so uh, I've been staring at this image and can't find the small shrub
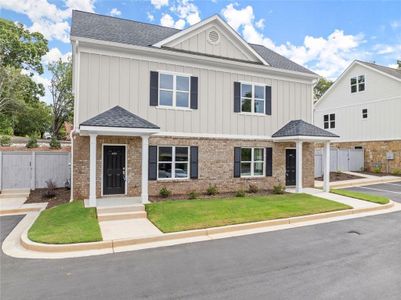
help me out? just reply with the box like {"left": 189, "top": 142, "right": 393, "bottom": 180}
{"left": 188, "top": 191, "right": 199, "bottom": 200}
{"left": 372, "top": 166, "right": 381, "bottom": 174}
{"left": 26, "top": 136, "right": 38, "bottom": 148}
{"left": 206, "top": 184, "right": 218, "bottom": 196}
{"left": 49, "top": 136, "right": 61, "bottom": 149}
{"left": 159, "top": 187, "right": 171, "bottom": 198}
{"left": 0, "top": 135, "right": 11, "bottom": 146}
{"left": 235, "top": 190, "right": 245, "bottom": 197}
{"left": 248, "top": 184, "right": 258, "bottom": 193}
{"left": 272, "top": 184, "right": 285, "bottom": 194}
{"left": 392, "top": 168, "right": 401, "bottom": 176}
{"left": 43, "top": 180, "right": 57, "bottom": 198}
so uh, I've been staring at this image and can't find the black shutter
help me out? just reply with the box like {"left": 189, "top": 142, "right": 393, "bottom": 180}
{"left": 150, "top": 71, "right": 159, "bottom": 106}
{"left": 190, "top": 146, "right": 198, "bottom": 179}
{"left": 265, "top": 147, "right": 272, "bottom": 176}
{"left": 148, "top": 146, "right": 157, "bottom": 180}
{"left": 234, "top": 147, "right": 241, "bottom": 177}
{"left": 190, "top": 76, "right": 198, "bottom": 109}
{"left": 265, "top": 86, "right": 271, "bottom": 115}
{"left": 234, "top": 82, "right": 241, "bottom": 112}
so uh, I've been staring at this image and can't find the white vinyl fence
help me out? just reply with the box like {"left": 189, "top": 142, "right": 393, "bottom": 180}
{"left": 315, "top": 148, "right": 364, "bottom": 178}
{"left": 0, "top": 151, "right": 71, "bottom": 190}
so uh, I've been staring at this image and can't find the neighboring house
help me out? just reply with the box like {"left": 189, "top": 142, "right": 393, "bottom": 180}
{"left": 314, "top": 60, "right": 401, "bottom": 173}
{"left": 70, "top": 11, "right": 337, "bottom": 206}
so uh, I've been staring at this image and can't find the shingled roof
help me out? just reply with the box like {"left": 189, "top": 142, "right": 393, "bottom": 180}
{"left": 272, "top": 120, "right": 339, "bottom": 138}
{"left": 357, "top": 60, "right": 401, "bottom": 80}
{"left": 80, "top": 106, "right": 159, "bottom": 129}
{"left": 71, "top": 10, "right": 316, "bottom": 76}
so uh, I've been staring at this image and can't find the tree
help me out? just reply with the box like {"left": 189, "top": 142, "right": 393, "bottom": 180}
{"left": 0, "top": 18, "right": 48, "bottom": 74}
{"left": 14, "top": 101, "right": 52, "bottom": 137}
{"left": 49, "top": 59, "right": 73, "bottom": 138}
{"left": 397, "top": 60, "right": 401, "bottom": 70}
{"left": 314, "top": 78, "right": 333, "bottom": 101}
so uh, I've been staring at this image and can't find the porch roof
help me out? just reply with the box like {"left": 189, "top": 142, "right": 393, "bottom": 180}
{"left": 272, "top": 120, "right": 339, "bottom": 142}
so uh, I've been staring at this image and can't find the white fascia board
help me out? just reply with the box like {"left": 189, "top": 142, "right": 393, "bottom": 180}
{"left": 154, "top": 131, "right": 273, "bottom": 140}
{"left": 152, "top": 15, "right": 270, "bottom": 66}
{"left": 79, "top": 126, "right": 160, "bottom": 136}
{"left": 71, "top": 36, "right": 318, "bottom": 82}
{"left": 272, "top": 136, "right": 339, "bottom": 142}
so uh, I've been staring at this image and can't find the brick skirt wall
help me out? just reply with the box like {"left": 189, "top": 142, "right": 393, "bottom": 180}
{"left": 331, "top": 140, "right": 401, "bottom": 173}
{"left": 72, "top": 135, "right": 314, "bottom": 200}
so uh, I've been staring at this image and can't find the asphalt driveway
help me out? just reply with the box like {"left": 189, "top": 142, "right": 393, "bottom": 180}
{"left": 2, "top": 212, "right": 401, "bottom": 299}
{"left": 344, "top": 181, "right": 401, "bottom": 202}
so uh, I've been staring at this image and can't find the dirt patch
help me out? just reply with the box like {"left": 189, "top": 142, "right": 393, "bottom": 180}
{"left": 25, "top": 188, "right": 70, "bottom": 209}
{"left": 315, "top": 172, "right": 364, "bottom": 182}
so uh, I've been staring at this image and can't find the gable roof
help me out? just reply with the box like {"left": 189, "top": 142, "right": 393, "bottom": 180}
{"left": 272, "top": 120, "right": 339, "bottom": 138}
{"left": 315, "top": 60, "right": 401, "bottom": 108}
{"left": 70, "top": 10, "right": 316, "bottom": 76}
{"left": 80, "top": 106, "right": 159, "bottom": 129}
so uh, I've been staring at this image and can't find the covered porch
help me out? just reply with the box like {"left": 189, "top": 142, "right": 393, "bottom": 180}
{"left": 79, "top": 106, "right": 160, "bottom": 207}
{"left": 272, "top": 120, "right": 339, "bottom": 193}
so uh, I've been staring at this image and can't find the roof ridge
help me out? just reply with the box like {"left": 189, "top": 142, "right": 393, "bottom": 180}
{"left": 356, "top": 60, "right": 401, "bottom": 72}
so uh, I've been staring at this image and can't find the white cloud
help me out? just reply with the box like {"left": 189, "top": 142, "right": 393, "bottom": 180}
{"left": 388, "top": 63, "right": 398, "bottom": 69}
{"left": 110, "top": 8, "right": 121, "bottom": 17}
{"left": 42, "top": 48, "right": 71, "bottom": 65}
{"left": 222, "top": 4, "right": 254, "bottom": 31}
{"left": 174, "top": 18, "right": 186, "bottom": 29}
{"left": 160, "top": 13, "right": 175, "bottom": 27}
{"left": 0, "top": 0, "right": 95, "bottom": 43}
{"left": 158, "top": 0, "right": 200, "bottom": 28}
{"left": 147, "top": 12, "right": 155, "bottom": 21}
{"left": 390, "top": 20, "right": 401, "bottom": 29}
{"left": 255, "top": 19, "right": 265, "bottom": 30}
{"left": 151, "top": 0, "right": 168, "bottom": 9}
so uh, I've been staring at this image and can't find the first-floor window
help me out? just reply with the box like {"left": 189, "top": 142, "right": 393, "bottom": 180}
{"left": 241, "top": 148, "right": 264, "bottom": 177}
{"left": 158, "top": 146, "right": 189, "bottom": 179}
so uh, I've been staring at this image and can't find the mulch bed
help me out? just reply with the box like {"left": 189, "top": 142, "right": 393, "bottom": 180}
{"left": 25, "top": 188, "right": 71, "bottom": 209}
{"left": 315, "top": 172, "right": 364, "bottom": 182}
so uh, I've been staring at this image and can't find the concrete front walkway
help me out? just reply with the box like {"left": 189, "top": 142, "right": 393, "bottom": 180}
{"left": 0, "top": 189, "right": 46, "bottom": 215}
{"left": 315, "top": 172, "right": 401, "bottom": 189}
{"left": 99, "top": 219, "right": 162, "bottom": 240}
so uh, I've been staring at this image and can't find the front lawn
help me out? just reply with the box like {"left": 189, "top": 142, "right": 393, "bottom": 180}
{"left": 28, "top": 201, "right": 102, "bottom": 244}
{"left": 331, "top": 189, "right": 390, "bottom": 205}
{"left": 146, "top": 193, "right": 351, "bottom": 233}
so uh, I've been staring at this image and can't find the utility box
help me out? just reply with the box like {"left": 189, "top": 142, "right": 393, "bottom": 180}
{"left": 386, "top": 151, "right": 394, "bottom": 160}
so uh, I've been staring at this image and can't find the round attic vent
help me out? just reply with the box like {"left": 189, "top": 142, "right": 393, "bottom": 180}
{"left": 207, "top": 30, "right": 220, "bottom": 44}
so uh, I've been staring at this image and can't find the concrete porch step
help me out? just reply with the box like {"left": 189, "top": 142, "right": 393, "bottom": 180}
{"left": 0, "top": 193, "right": 29, "bottom": 199}
{"left": 98, "top": 211, "right": 147, "bottom": 222}
{"left": 1, "top": 188, "right": 30, "bottom": 195}
{"left": 97, "top": 204, "right": 145, "bottom": 215}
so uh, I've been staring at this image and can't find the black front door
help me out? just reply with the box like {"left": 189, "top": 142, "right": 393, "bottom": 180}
{"left": 286, "top": 149, "right": 296, "bottom": 186}
{"left": 103, "top": 146, "right": 126, "bottom": 195}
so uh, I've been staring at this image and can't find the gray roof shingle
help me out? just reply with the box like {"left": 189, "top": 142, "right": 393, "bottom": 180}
{"left": 357, "top": 60, "right": 401, "bottom": 80}
{"left": 71, "top": 10, "right": 316, "bottom": 76}
{"left": 80, "top": 106, "right": 160, "bottom": 129}
{"left": 272, "top": 120, "right": 339, "bottom": 138}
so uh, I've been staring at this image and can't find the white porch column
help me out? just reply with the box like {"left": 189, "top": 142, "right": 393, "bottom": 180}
{"left": 141, "top": 135, "right": 149, "bottom": 204}
{"left": 323, "top": 141, "right": 331, "bottom": 192}
{"left": 88, "top": 133, "right": 97, "bottom": 207}
{"left": 296, "top": 141, "right": 303, "bottom": 193}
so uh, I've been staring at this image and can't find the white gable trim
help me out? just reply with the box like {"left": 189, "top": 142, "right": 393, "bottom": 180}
{"left": 153, "top": 15, "right": 270, "bottom": 66}
{"left": 315, "top": 60, "right": 401, "bottom": 108}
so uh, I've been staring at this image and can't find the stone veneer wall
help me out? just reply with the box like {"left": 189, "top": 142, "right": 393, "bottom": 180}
{"left": 72, "top": 135, "right": 314, "bottom": 199}
{"left": 331, "top": 140, "right": 401, "bottom": 173}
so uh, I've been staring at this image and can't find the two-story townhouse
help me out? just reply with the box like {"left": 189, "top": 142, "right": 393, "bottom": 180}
{"left": 314, "top": 60, "right": 401, "bottom": 173}
{"left": 70, "top": 11, "right": 337, "bottom": 206}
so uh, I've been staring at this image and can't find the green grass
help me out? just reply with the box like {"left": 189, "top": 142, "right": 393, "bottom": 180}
{"left": 145, "top": 193, "right": 351, "bottom": 233}
{"left": 331, "top": 189, "right": 390, "bottom": 205}
{"left": 28, "top": 201, "right": 102, "bottom": 244}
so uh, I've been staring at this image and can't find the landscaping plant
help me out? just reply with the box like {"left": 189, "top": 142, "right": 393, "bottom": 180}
{"left": 248, "top": 184, "right": 258, "bottom": 193}
{"left": 43, "top": 179, "right": 57, "bottom": 198}
{"left": 235, "top": 190, "right": 246, "bottom": 197}
{"left": 206, "top": 184, "right": 219, "bottom": 195}
{"left": 188, "top": 191, "right": 199, "bottom": 200}
{"left": 272, "top": 183, "right": 286, "bottom": 194}
{"left": 26, "top": 135, "right": 38, "bottom": 148}
{"left": 0, "top": 135, "right": 11, "bottom": 146}
{"left": 49, "top": 136, "right": 61, "bottom": 149}
{"left": 159, "top": 186, "right": 171, "bottom": 198}
{"left": 392, "top": 168, "right": 401, "bottom": 176}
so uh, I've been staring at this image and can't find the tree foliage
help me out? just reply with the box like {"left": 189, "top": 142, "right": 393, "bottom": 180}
{"left": 314, "top": 77, "right": 334, "bottom": 101}
{"left": 49, "top": 59, "right": 73, "bottom": 138}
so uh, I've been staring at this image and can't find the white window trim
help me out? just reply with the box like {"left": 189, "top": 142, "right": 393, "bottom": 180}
{"left": 350, "top": 75, "right": 365, "bottom": 94}
{"left": 158, "top": 72, "right": 191, "bottom": 109}
{"left": 240, "top": 147, "right": 265, "bottom": 178}
{"left": 323, "top": 113, "right": 335, "bottom": 129}
{"left": 157, "top": 145, "right": 190, "bottom": 180}
{"left": 240, "top": 82, "right": 265, "bottom": 115}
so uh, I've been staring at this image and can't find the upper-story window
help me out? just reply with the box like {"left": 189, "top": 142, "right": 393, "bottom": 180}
{"left": 362, "top": 108, "right": 368, "bottom": 119}
{"left": 350, "top": 75, "right": 365, "bottom": 93}
{"left": 240, "top": 83, "right": 265, "bottom": 114}
{"left": 324, "top": 113, "right": 335, "bottom": 129}
{"left": 159, "top": 73, "right": 190, "bottom": 108}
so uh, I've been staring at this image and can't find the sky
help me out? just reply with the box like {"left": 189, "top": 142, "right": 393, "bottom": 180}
{"left": 1, "top": 0, "right": 400, "bottom": 103}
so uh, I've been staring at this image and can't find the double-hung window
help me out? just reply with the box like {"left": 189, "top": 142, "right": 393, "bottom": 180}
{"left": 159, "top": 73, "right": 190, "bottom": 108}
{"left": 240, "top": 148, "right": 264, "bottom": 177}
{"left": 324, "top": 113, "right": 335, "bottom": 129}
{"left": 158, "top": 146, "right": 189, "bottom": 179}
{"left": 350, "top": 75, "right": 365, "bottom": 93}
{"left": 240, "top": 83, "right": 265, "bottom": 114}
{"left": 362, "top": 108, "right": 368, "bottom": 119}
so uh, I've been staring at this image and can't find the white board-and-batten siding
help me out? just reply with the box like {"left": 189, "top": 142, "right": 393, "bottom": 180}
{"left": 77, "top": 51, "right": 313, "bottom": 137}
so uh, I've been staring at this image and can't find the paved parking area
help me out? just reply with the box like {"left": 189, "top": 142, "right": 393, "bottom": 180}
{"left": 344, "top": 181, "right": 401, "bottom": 203}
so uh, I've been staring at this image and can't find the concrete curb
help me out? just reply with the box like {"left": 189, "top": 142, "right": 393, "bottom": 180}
{"left": 316, "top": 177, "right": 401, "bottom": 189}
{"left": 0, "top": 203, "right": 47, "bottom": 216}
{"left": 19, "top": 201, "right": 395, "bottom": 254}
